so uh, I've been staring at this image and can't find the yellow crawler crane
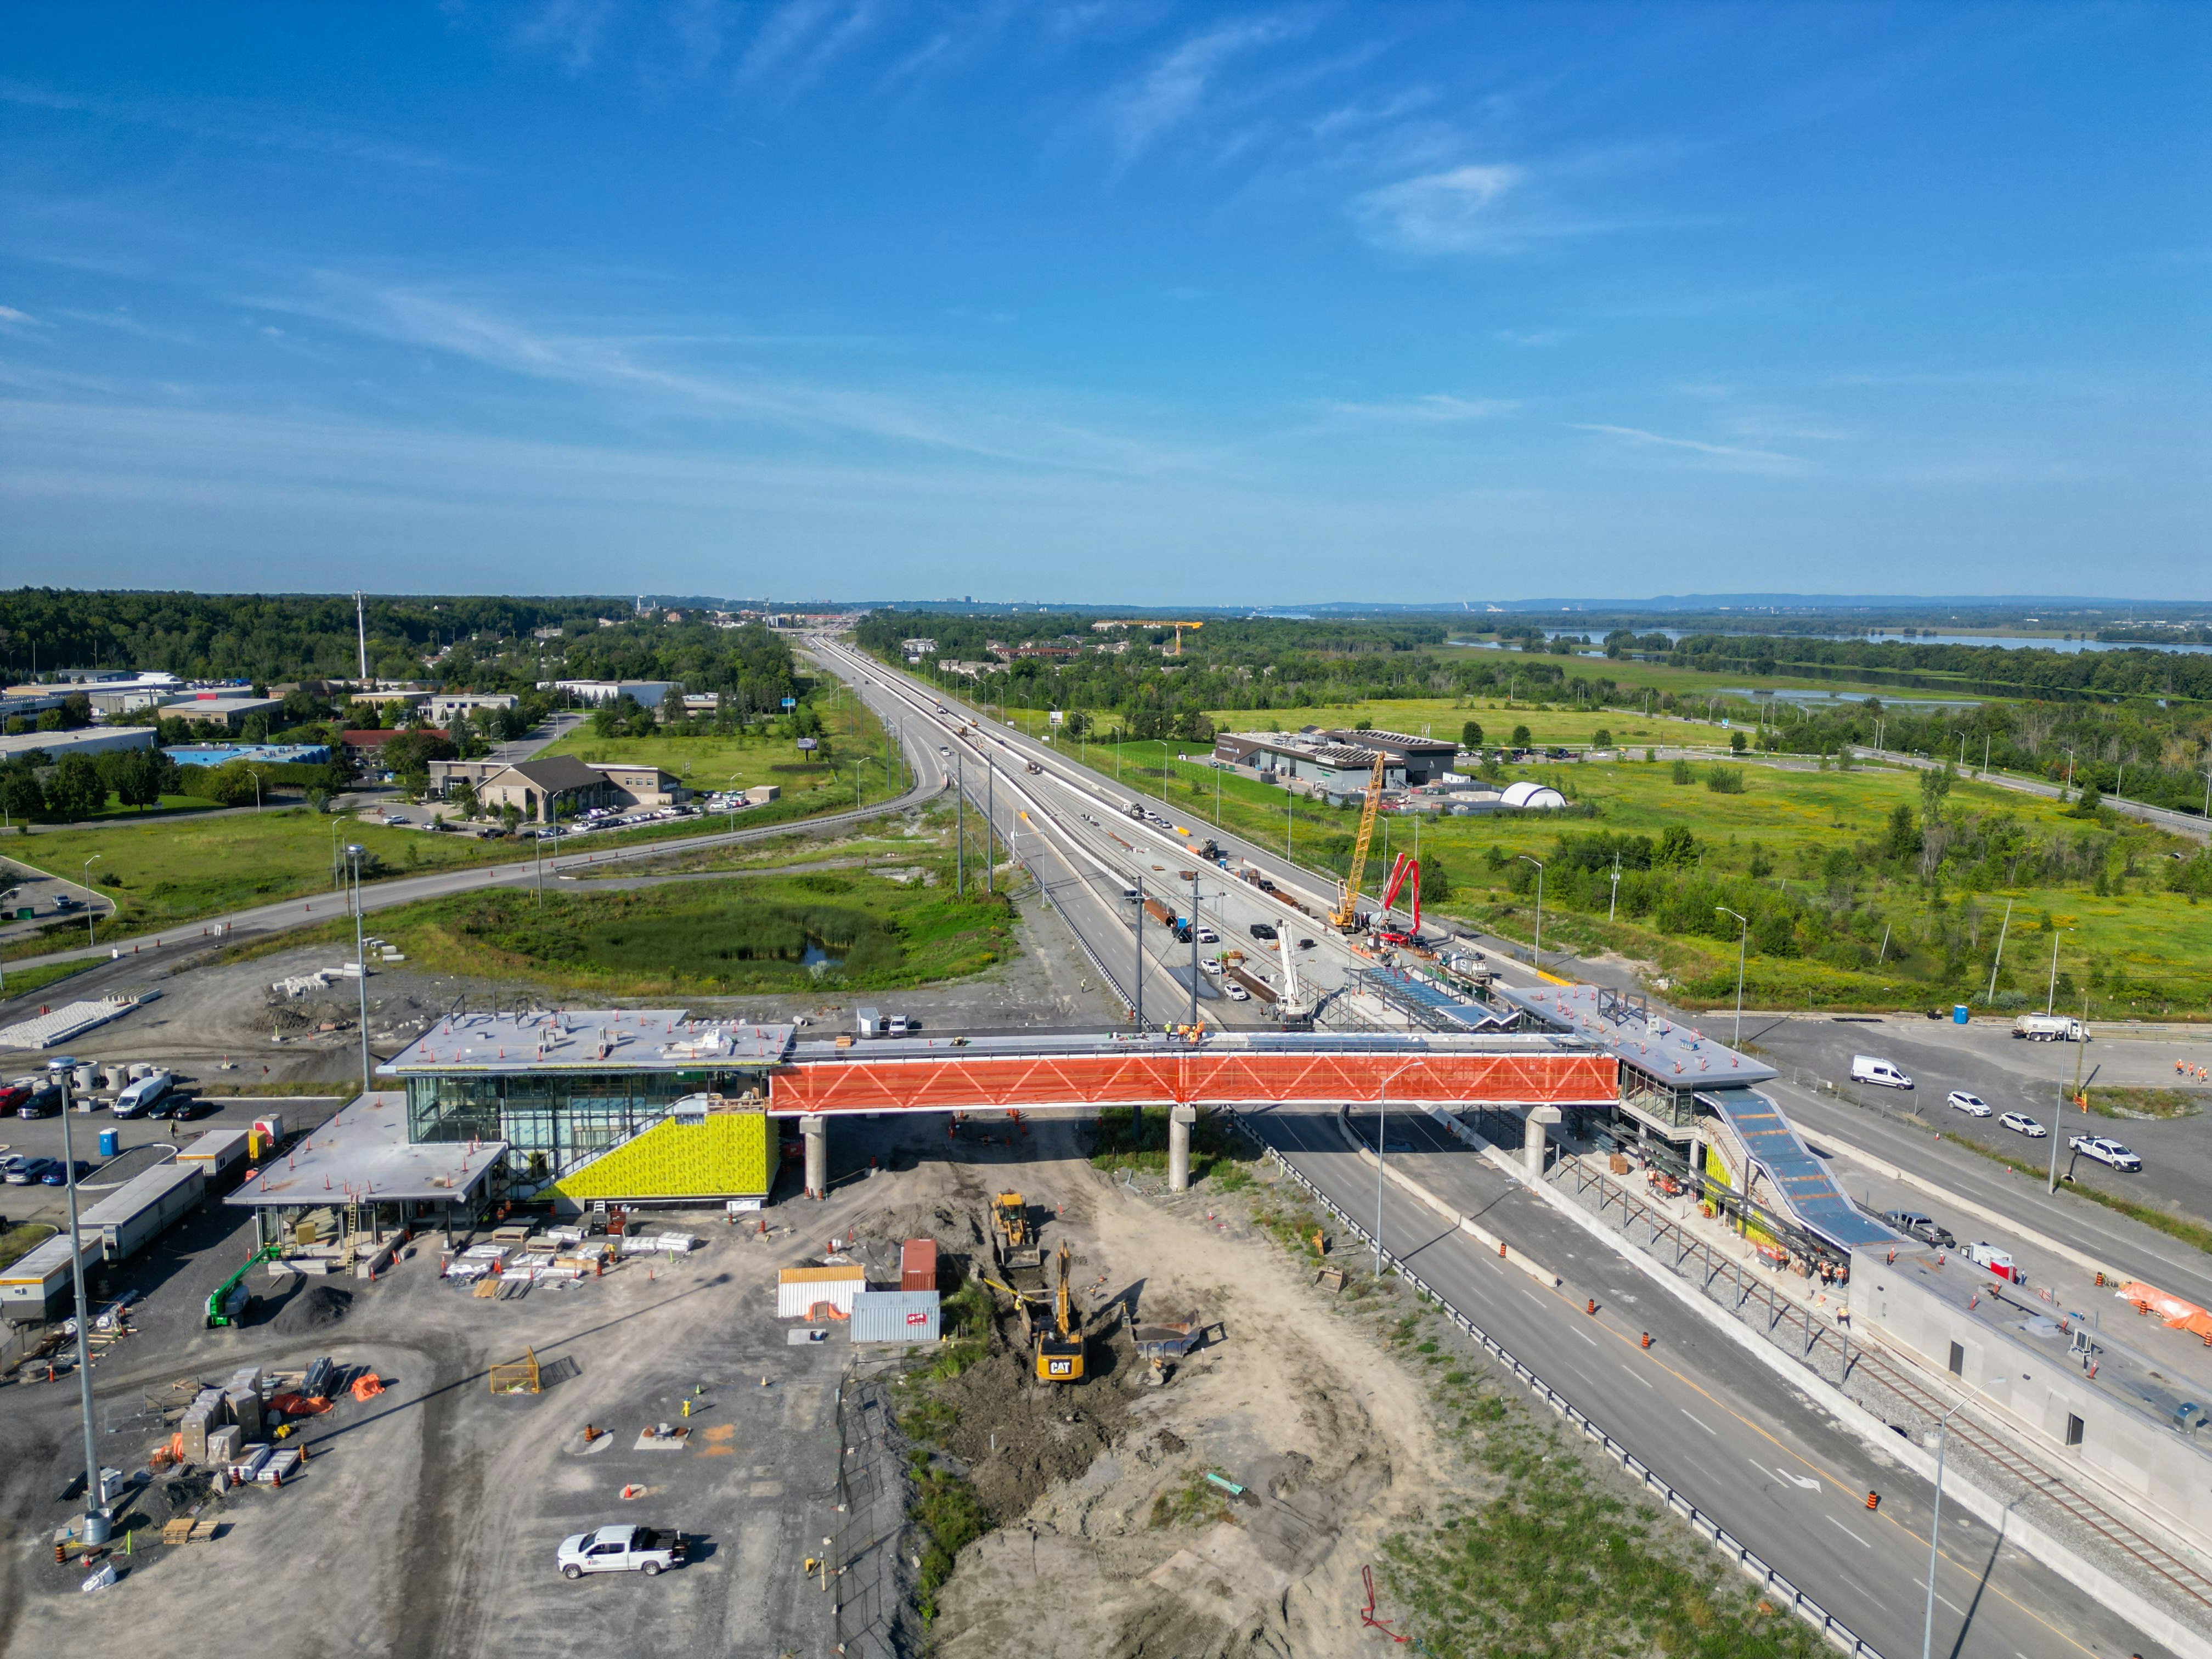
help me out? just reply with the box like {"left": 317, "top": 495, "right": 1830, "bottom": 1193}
{"left": 1330, "top": 751, "right": 1388, "bottom": 932}
{"left": 1034, "top": 1241, "right": 1086, "bottom": 1384}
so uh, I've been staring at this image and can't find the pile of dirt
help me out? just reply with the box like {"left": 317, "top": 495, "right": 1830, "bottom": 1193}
{"left": 927, "top": 1317, "right": 1140, "bottom": 1524}
{"left": 273, "top": 1283, "right": 353, "bottom": 1334}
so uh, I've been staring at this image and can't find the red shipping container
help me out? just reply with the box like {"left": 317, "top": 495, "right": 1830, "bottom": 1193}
{"left": 900, "top": 1238, "right": 937, "bottom": 1293}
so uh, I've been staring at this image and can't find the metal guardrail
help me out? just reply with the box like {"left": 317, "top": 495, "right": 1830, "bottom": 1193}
{"left": 1223, "top": 1108, "right": 1884, "bottom": 1659}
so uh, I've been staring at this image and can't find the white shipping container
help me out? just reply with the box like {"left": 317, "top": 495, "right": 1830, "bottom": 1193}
{"left": 776, "top": 1265, "right": 866, "bottom": 1319}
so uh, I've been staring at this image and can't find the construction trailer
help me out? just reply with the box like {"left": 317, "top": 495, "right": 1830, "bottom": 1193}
{"left": 0, "top": 1230, "right": 105, "bottom": 1321}
{"left": 850, "top": 1289, "right": 941, "bottom": 1344}
{"left": 78, "top": 1161, "right": 206, "bottom": 1262}
{"left": 176, "top": 1128, "right": 253, "bottom": 1190}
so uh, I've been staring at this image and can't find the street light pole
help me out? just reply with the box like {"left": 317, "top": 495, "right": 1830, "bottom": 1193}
{"left": 1374, "top": 1069, "right": 1388, "bottom": 1281}
{"left": 49, "top": 1057, "right": 107, "bottom": 1544}
{"left": 1516, "top": 855, "right": 1544, "bottom": 973}
{"left": 1922, "top": 1378, "right": 1999, "bottom": 1659}
{"left": 955, "top": 751, "right": 964, "bottom": 897}
{"left": 83, "top": 855, "right": 101, "bottom": 948}
{"left": 348, "top": 846, "right": 370, "bottom": 1096}
{"left": 1133, "top": 872, "right": 1144, "bottom": 1032}
{"left": 1717, "top": 906, "right": 1749, "bottom": 1047}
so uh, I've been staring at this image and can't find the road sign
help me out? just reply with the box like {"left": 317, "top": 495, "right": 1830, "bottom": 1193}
{"left": 796, "top": 737, "right": 819, "bottom": 751}
{"left": 781, "top": 697, "right": 797, "bottom": 710}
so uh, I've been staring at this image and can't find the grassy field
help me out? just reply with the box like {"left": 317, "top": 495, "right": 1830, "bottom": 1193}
{"left": 0, "top": 957, "right": 102, "bottom": 1000}
{"left": 539, "top": 681, "right": 906, "bottom": 800}
{"left": 0, "top": 687, "right": 902, "bottom": 962}
{"left": 332, "top": 865, "right": 1019, "bottom": 997}
{"left": 0, "top": 1222, "right": 57, "bottom": 1271}
{"left": 1131, "top": 746, "right": 2212, "bottom": 1017}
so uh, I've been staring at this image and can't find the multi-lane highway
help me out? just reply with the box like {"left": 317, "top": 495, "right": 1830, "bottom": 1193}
{"left": 1250, "top": 1102, "right": 2177, "bottom": 1659}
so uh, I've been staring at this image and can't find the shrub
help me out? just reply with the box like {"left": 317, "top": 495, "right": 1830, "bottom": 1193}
{"left": 1705, "top": 765, "right": 1746, "bottom": 794}
{"left": 1669, "top": 758, "right": 1695, "bottom": 785}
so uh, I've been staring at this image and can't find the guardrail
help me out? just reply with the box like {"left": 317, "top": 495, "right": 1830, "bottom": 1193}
{"left": 1224, "top": 1108, "right": 1884, "bottom": 1659}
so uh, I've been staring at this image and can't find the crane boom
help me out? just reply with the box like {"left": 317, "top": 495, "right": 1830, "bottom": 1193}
{"left": 1331, "top": 751, "right": 1388, "bottom": 932}
{"left": 1376, "top": 853, "right": 1421, "bottom": 943}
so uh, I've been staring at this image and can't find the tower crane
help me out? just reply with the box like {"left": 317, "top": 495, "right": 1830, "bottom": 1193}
{"left": 1330, "top": 751, "right": 1388, "bottom": 932}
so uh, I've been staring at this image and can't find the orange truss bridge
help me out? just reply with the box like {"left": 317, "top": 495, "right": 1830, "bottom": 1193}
{"left": 769, "top": 1039, "right": 1618, "bottom": 1116}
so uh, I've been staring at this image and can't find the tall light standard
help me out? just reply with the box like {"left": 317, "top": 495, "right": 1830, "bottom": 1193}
{"left": 47, "top": 1055, "right": 106, "bottom": 1544}
{"left": 1133, "top": 872, "right": 1145, "bottom": 1034}
{"left": 1186, "top": 873, "right": 1204, "bottom": 1028}
{"left": 984, "top": 758, "right": 995, "bottom": 895}
{"left": 1516, "top": 855, "right": 1544, "bottom": 973}
{"left": 1922, "top": 1377, "right": 2000, "bottom": 1659}
{"left": 1717, "top": 906, "right": 1749, "bottom": 1047}
{"left": 346, "top": 845, "right": 371, "bottom": 1095}
{"left": 954, "top": 751, "right": 965, "bottom": 897}
{"left": 82, "top": 855, "right": 101, "bottom": 947}
{"left": 2044, "top": 925, "right": 2069, "bottom": 1014}
{"left": 1374, "top": 1067, "right": 1389, "bottom": 1280}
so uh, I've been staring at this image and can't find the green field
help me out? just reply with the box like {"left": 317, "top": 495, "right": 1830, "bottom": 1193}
{"left": 0, "top": 685, "right": 902, "bottom": 963}
{"left": 1132, "top": 746, "right": 2212, "bottom": 1018}
{"left": 341, "top": 866, "right": 1018, "bottom": 997}
{"left": 539, "top": 681, "right": 906, "bottom": 804}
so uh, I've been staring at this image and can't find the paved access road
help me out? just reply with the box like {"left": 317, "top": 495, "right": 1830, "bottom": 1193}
{"left": 1750, "top": 1014, "right": 2212, "bottom": 1282}
{"left": 1245, "top": 1102, "right": 2175, "bottom": 1659}
{"left": 1856, "top": 747, "right": 2210, "bottom": 845}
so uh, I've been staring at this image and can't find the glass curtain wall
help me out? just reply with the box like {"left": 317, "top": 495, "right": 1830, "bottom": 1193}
{"left": 406, "top": 1068, "right": 769, "bottom": 1184}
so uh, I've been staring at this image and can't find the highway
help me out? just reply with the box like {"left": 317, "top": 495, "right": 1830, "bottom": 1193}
{"left": 1246, "top": 1101, "right": 2176, "bottom": 1659}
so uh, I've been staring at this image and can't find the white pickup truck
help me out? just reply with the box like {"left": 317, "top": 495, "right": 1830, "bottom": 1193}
{"left": 556, "top": 1524, "right": 689, "bottom": 1579}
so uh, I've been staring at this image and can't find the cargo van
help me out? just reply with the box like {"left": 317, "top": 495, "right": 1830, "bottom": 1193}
{"left": 1849, "top": 1056, "right": 1912, "bottom": 1090}
{"left": 113, "top": 1071, "right": 173, "bottom": 1117}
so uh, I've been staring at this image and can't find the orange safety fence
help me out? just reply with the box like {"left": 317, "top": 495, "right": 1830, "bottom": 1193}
{"left": 269, "top": 1392, "right": 333, "bottom": 1417}
{"left": 769, "top": 1048, "right": 1619, "bottom": 1115}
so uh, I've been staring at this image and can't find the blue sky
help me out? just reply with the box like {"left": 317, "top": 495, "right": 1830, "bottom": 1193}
{"left": 2, "top": 2, "right": 2205, "bottom": 604}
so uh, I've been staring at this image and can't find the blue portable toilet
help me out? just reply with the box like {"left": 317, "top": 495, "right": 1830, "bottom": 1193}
{"left": 98, "top": 1127, "right": 120, "bottom": 1158}
{"left": 1952, "top": 1004, "right": 1970, "bottom": 1024}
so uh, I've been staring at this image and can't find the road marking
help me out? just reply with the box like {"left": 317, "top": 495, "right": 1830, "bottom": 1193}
{"left": 1625, "top": 1368, "right": 1654, "bottom": 1389}
{"left": 1937, "top": 1592, "right": 1964, "bottom": 1615}
{"left": 1824, "top": 1515, "right": 1872, "bottom": 1549}
{"left": 1680, "top": 1410, "right": 1718, "bottom": 1436}
{"left": 1573, "top": 1327, "right": 1599, "bottom": 1347}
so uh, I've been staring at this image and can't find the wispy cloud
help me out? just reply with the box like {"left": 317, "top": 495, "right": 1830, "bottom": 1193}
{"left": 1571, "top": 422, "right": 1799, "bottom": 467}
{"left": 0, "top": 305, "right": 44, "bottom": 335}
{"left": 515, "top": 0, "right": 617, "bottom": 74}
{"left": 0, "top": 79, "right": 454, "bottom": 172}
{"left": 1324, "top": 393, "right": 1515, "bottom": 422}
{"left": 1496, "top": 328, "right": 1568, "bottom": 347}
{"left": 1347, "top": 162, "right": 1524, "bottom": 253}
{"left": 737, "top": 0, "right": 882, "bottom": 92}
{"left": 1104, "top": 15, "right": 1313, "bottom": 163}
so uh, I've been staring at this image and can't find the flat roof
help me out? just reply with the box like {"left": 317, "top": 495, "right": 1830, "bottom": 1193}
{"left": 225, "top": 1092, "right": 508, "bottom": 1206}
{"left": 788, "top": 1028, "right": 1589, "bottom": 1064}
{"left": 79, "top": 1159, "right": 202, "bottom": 1226}
{"left": 1490, "top": 983, "right": 1778, "bottom": 1088}
{"left": 380, "top": 1011, "right": 797, "bottom": 1075}
{"left": 0, "top": 1230, "right": 102, "bottom": 1287}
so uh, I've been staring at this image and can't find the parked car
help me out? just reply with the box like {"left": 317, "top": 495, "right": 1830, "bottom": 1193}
{"left": 40, "top": 1160, "right": 91, "bottom": 1186}
{"left": 1200, "top": 957, "right": 1223, "bottom": 976}
{"left": 1223, "top": 983, "right": 1251, "bottom": 1002}
{"left": 1945, "top": 1091, "right": 1993, "bottom": 1117}
{"left": 2069, "top": 1135, "right": 2142, "bottom": 1172}
{"left": 1849, "top": 1056, "right": 1912, "bottom": 1090}
{"left": 0, "top": 1081, "right": 30, "bottom": 1114}
{"left": 0, "top": 1154, "right": 31, "bottom": 1182}
{"left": 1195, "top": 926, "right": 1219, "bottom": 944}
{"left": 112, "top": 1072, "right": 173, "bottom": 1118}
{"left": 1881, "top": 1210, "right": 1957, "bottom": 1250}
{"left": 50, "top": 894, "right": 80, "bottom": 912}
{"left": 9, "top": 1157, "right": 57, "bottom": 1184}
{"left": 1965, "top": 1242, "right": 2018, "bottom": 1282}
{"left": 1999, "top": 1111, "right": 2047, "bottom": 1138}
{"left": 14, "top": 1079, "right": 60, "bottom": 1118}
{"left": 557, "top": 1525, "right": 689, "bottom": 1579}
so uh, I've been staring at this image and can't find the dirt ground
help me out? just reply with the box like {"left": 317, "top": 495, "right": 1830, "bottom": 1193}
{"left": 821, "top": 1116, "right": 1449, "bottom": 1659}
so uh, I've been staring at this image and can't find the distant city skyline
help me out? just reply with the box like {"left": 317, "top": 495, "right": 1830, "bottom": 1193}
{"left": 2, "top": 4, "right": 2205, "bottom": 602}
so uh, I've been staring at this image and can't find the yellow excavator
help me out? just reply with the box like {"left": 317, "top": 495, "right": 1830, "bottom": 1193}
{"left": 1034, "top": 1241, "right": 1086, "bottom": 1384}
{"left": 1330, "top": 751, "right": 1388, "bottom": 932}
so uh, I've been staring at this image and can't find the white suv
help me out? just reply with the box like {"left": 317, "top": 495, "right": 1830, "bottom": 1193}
{"left": 1998, "top": 1111, "right": 2046, "bottom": 1138}
{"left": 2069, "top": 1135, "right": 2142, "bottom": 1172}
{"left": 1945, "top": 1091, "right": 1992, "bottom": 1117}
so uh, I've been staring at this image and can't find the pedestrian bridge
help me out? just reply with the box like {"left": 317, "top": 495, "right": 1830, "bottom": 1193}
{"left": 771, "top": 1031, "right": 1619, "bottom": 1115}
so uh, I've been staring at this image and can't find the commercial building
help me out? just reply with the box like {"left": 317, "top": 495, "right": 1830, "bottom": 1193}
{"left": 81, "top": 676, "right": 191, "bottom": 718}
{"left": 548, "top": 679, "right": 682, "bottom": 709}
{"left": 161, "top": 694, "right": 283, "bottom": 732}
{"left": 471, "top": 755, "right": 613, "bottom": 822}
{"left": 0, "top": 725, "right": 157, "bottom": 763}
{"left": 425, "top": 692, "right": 518, "bottom": 726}
{"left": 1211, "top": 731, "right": 1408, "bottom": 794}
{"left": 589, "top": 761, "right": 689, "bottom": 808}
{"left": 340, "top": 727, "right": 450, "bottom": 772}
{"left": 165, "top": 742, "right": 331, "bottom": 767}
{"left": 1322, "top": 728, "right": 1459, "bottom": 783}
{"left": 226, "top": 1091, "right": 510, "bottom": 1239}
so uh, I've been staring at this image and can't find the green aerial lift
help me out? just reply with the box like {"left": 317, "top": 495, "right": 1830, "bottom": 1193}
{"left": 205, "top": 1245, "right": 281, "bottom": 1328}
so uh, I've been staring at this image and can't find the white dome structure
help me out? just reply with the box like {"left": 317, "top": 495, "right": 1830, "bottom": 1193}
{"left": 1500, "top": 781, "right": 1568, "bottom": 810}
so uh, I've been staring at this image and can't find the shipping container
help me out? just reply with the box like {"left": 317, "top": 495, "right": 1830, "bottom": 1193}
{"left": 78, "top": 1161, "right": 206, "bottom": 1261}
{"left": 775, "top": 1263, "right": 866, "bottom": 1319}
{"left": 0, "top": 1229, "right": 104, "bottom": 1319}
{"left": 900, "top": 1238, "right": 938, "bottom": 1293}
{"left": 849, "top": 1289, "right": 941, "bottom": 1344}
{"left": 176, "top": 1128, "right": 252, "bottom": 1188}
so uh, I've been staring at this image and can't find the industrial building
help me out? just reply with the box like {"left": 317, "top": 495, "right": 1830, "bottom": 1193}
{"left": 1211, "top": 731, "right": 1408, "bottom": 794}
{"left": 1321, "top": 728, "right": 1460, "bottom": 782}
{"left": 0, "top": 725, "right": 157, "bottom": 764}
{"left": 160, "top": 693, "right": 283, "bottom": 731}
{"left": 547, "top": 679, "right": 683, "bottom": 709}
{"left": 425, "top": 692, "right": 518, "bottom": 726}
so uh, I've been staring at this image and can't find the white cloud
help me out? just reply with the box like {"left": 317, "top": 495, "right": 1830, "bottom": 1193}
{"left": 0, "top": 304, "right": 42, "bottom": 334}
{"left": 1496, "top": 328, "right": 1568, "bottom": 347}
{"left": 1324, "top": 393, "right": 1515, "bottom": 422}
{"left": 1104, "top": 15, "right": 1309, "bottom": 163}
{"left": 1348, "top": 163, "right": 1524, "bottom": 253}
{"left": 1571, "top": 423, "right": 1799, "bottom": 469}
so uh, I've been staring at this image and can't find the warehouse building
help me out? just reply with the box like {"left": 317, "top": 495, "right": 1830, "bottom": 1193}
{"left": 0, "top": 725, "right": 157, "bottom": 764}
{"left": 161, "top": 693, "right": 283, "bottom": 732}
{"left": 1211, "top": 731, "right": 1408, "bottom": 793}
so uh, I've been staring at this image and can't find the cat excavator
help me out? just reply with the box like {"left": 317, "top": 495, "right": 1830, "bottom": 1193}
{"left": 1033, "top": 1240, "right": 1087, "bottom": 1384}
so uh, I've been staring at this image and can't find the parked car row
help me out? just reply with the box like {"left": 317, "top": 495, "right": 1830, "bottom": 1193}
{"left": 1860, "top": 1067, "right": 2143, "bottom": 1171}
{"left": 1, "top": 1154, "right": 94, "bottom": 1186}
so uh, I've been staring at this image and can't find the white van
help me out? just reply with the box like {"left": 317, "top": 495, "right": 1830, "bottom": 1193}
{"left": 113, "top": 1071, "right": 173, "bottom": 1117}
{"left": 1849, "top": 1056, "right": 1913, "bottom": 1091}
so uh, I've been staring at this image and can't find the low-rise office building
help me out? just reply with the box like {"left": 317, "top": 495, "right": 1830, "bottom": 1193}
{"left": 0, "top": 725, "right": 157, "bottom": 763}
{"left": 473, "top": 754, "right": 614, "bottom": 822}
{"left": 341, "top": 727, "right": 450, "bottom": 770}
{"left": 1322, "top": 728, "right": 1458, "bottom": 783}
{"left": 547, "top": 679, "right": 682, "bottom": 709}
{"left": 1211, "top": 731, "right": 1408, "bottom": 793}
{"left": 425, "top": 692, "right": 518, "bottom": 726}
{"left": 161, "top": 693, "right": 283, "bottom": 732}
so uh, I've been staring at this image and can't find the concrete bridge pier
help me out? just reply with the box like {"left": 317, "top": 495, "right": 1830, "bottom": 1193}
{"left": 1523, "top": 1105, "right": 1562, "bottom": 1180}
{"left": 802, "top": 1114, "right": 827, "bottom": 1199}
{"left": 1167, "top": 1105, "right": 1198, "bottom": 1193}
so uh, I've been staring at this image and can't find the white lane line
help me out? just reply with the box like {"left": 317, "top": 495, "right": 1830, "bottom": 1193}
{"left": 1823, "top": 1516, "right": 1872, "bottom": 1549}
{"left": 1521, "top": 1288, "right": 1548, "bottom": 1305}
{"left": 1680, "top": 1410, "right": 1718, "bottom": 1436}
{"left": 1626, "top": 1368, "right": 1655, "bottom": 1389}
{"left": 1573, "top": 1327, "right": 1599, "bottom": 1347}
{"left": 1937, "top": 1593, "right": 1964, "bottom": 1616}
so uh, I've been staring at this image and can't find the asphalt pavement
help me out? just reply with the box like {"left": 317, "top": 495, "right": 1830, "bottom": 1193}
{"left": 1245, "top": 1102, "right": 2176, "bottom": 1659}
